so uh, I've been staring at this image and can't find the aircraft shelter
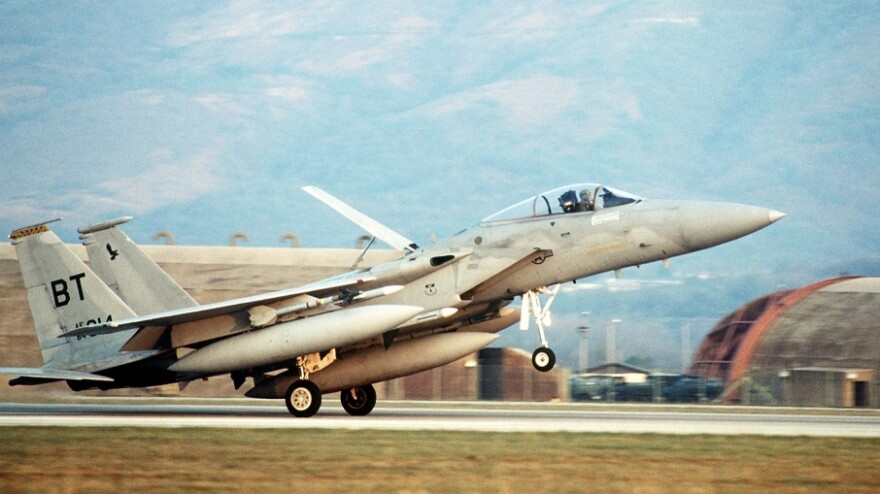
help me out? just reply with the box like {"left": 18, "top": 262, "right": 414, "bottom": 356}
{"left": 691, "top": 277, "right": 880, "bottom": 408}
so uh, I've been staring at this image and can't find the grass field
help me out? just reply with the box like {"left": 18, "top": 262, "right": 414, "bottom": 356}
{"left": 1, "top": 428, "right": 878, "bottom": 494}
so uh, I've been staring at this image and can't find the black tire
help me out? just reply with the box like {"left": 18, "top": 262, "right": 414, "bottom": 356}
{"left": 285, "top": 380, "right": 322, "bottom": 417}
{"left": 340, "top": 384, "right": 377, "bottom": 416}
{"left": 532, "top": 347, "right": 556, "bottom": 372}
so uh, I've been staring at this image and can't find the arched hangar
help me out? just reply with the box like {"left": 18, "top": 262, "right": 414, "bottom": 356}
{"left": 690, "top": 277, "right": 880, "bottom": 408}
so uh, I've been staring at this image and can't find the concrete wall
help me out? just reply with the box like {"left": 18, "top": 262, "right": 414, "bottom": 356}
{"left": 745, "top": 368, "right": 877, "bottom": 408}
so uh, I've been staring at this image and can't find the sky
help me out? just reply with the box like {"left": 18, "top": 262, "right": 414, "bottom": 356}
{"left": 2, "top": 2, "right": 879, "bottom": 370}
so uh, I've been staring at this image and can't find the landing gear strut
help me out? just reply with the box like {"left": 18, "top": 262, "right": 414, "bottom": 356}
{"left": 520, "top": 285, "right": 560, "bottom": 372}
{"left": 340, "top": 384, "right": 377, "bottom": 416}
{"left": 283, "top": 352, "right": 335, "bottom": 417}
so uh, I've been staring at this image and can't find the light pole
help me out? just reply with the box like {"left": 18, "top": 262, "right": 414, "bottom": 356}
{"left": 606, "top": 318, "right": 622, "bottom": 365}
{"left": 577, "top": 312, "right": 590, "bottom": 373}
{"left": 681, "top": 323, "right": 691, "bottom": 373}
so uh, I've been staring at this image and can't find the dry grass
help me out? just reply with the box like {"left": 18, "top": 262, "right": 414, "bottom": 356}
{"left": 1, "top": 428, "right": 878, "bottom": 494}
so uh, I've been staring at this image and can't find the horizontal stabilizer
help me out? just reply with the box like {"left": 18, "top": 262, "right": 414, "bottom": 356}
{"left": 0, "top": 367, "right": 114, "bottom": 382}
{"left": 303, "top": 185, "right": 418, "bottom": 254}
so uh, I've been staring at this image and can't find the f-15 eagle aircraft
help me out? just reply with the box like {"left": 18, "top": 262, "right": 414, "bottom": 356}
{"left": 1, "top": 183, "right": 784, "bottom": 417}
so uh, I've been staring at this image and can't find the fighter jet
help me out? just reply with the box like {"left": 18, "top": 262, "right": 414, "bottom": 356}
{"left": 0, "top": 183, "right": 784, "bottom": 417}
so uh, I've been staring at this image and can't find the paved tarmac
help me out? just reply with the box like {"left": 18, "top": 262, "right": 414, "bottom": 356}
{"left": 2, "top": 400, "right": 879, "bottom": 437}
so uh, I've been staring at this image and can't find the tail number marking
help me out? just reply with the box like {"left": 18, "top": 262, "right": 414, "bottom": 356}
{"left": 72, "top": 314, "right": 113, "bottom": 340}
{"left": 50, "top": 273, "right": 86, "bottom": 307}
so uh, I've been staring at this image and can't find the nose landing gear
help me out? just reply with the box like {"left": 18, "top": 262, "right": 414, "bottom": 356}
{"left": 531, "top": 347, "right": 556, "bottom": 372}
{"left": 520, "top": 284, "right": 560, "bottom": 372}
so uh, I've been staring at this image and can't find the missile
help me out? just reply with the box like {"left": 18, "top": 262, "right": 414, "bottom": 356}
{"left": 249, "top": 285, "right": 405, "bottom": 327}
{"left": 169, "top": 304, "right": 423, "bottom": 374}
{"left": 398, "top": 307, "right": 459, "bottom": 328}
{"left": 352, "top": 285, "right": 405, "bottom": 302}
{"left": 245, "top": 331, "right": 498, "bottom": 398}
{"left": 273, "top": 285, "right": 404, "bottom": 317}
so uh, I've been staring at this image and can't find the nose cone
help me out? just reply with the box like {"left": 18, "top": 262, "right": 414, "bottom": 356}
{"left": 768, "top": 210, "right": 786, "bottom": 223}
{"left": 678, "top": 202, "right": 784, "bottom": 251}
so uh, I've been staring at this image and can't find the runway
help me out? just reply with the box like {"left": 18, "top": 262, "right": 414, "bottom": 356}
{"left": 2, "top": 399, "right": 879, "bottom": 437}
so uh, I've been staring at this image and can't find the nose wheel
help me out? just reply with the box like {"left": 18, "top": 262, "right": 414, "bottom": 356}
{"left": 532, "top": 347, "right": 556, "bottom": 372}
{"left": 520, "top": 285, "right": 561, "bottom": 372}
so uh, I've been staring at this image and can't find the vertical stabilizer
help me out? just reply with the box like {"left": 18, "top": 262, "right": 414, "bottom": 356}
{"left": 78, "top": 217, "right": 198, "bottom": 314}
{"left": 10, "top": 222, "right": 138, "bottom": 370}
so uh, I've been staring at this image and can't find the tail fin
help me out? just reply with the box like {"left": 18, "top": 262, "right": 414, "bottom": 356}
{"left": 10, "top": 221, "right": 137, "bottom": 370}
{"left": 78, "top": 217, "right": 198, "bottom": 314}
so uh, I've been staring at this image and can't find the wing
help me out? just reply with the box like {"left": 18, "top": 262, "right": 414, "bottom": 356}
{"left": 64, "top": 272, "right": 377, "bottom": 338}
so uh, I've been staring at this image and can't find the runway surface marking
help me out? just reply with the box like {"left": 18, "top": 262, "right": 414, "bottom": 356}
{"left": 2, "top": 401, "right": 879, "bottom": 437}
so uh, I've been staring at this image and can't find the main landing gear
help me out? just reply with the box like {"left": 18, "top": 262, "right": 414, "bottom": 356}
{"left": 285, "top": 380, "right": 322, "bottom": 417}
{"left": 520, "top": 285, "right": 560, "bottom": 372}
{"left": 340, "top": 384, "right": 377, "bottom": 416}
{"left": 284, "top": 381, "right": 378, "bottom": 418}
{"left": 283, "top": 364, "right": 379, "bottom": 419}
{"left": 284, "top": 350, "right": 379, "bottom": 418}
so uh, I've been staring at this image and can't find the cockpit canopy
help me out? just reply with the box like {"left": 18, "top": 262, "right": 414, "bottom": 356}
{"left": 481, "top": 183, "right": 642, "bottom": 223}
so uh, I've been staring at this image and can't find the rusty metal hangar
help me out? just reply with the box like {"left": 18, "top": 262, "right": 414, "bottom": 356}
{"left": 691, "top": 277, "right": 880, "bottom": 408}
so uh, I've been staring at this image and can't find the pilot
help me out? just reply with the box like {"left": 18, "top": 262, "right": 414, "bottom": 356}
{"left": 577, "top": 189, "right": 593, "bottom": 212}
{"left": 558, "top": 190, "right": 578, "bottom": 213}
